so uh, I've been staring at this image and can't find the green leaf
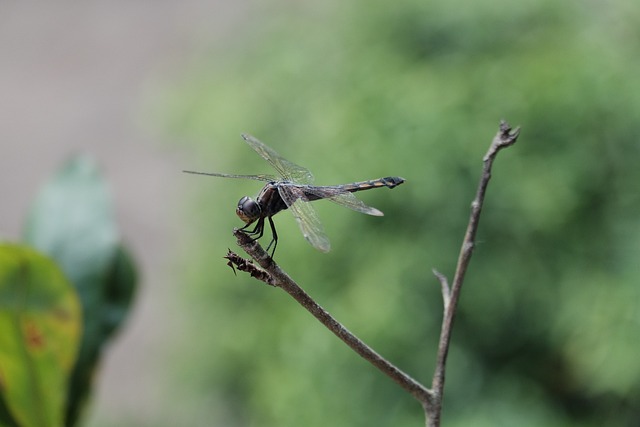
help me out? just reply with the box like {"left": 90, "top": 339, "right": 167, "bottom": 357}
{"left": 102, "top": 245, "right": 137, "bottom": 339}
{"left": 0, "top": 243, "right": 82, "bottom": 427}
{"left": 23, "top": 155, "right": 119, "bottom": 305}
{"left": 22, "top": 155, "right": 137, "bottom": 425}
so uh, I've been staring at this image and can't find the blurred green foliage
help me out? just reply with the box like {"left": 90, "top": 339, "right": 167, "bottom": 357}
{"left": 159, "top": 0, "right": 640, "bottom": 425}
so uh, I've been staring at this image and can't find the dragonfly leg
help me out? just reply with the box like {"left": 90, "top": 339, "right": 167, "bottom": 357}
{"left": 264, "top": 216, "right": 278, "bottom": 257}
{"left": 242, "top": 218, "right": 265, "bottom": 238}
{"left": 240, "top": 217, "right": 277, "bottom": 256}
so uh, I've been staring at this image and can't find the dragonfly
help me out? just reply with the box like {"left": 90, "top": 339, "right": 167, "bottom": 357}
{"left": 184, "top": 134, "right": 404, "bottom": 256}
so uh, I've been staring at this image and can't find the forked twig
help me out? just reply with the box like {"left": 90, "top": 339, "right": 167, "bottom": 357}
{"left": 427, "top": 120, "right": 520, "bottom": 426}
{"left": 227, "top": 120, "right": 520, "bottom": 426}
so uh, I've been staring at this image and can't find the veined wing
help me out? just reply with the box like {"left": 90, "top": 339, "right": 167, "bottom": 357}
{"left": 326, "top": 192, "right": 384, "bottom": 216}
{"left": 182, "top": 170, "right": 276, "bottom": 182}
{"left": 241, "top": 134, "right": 314, "bottom": 185}
{"left": 277, "top": 185, "right": 330, "bottom": 252}
{"left": 299, "top": 186, "right": 384, "bottom": 216}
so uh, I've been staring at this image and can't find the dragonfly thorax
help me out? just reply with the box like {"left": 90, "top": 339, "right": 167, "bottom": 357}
{"left": 236, "top": 196, "right": 261, "bottom": 224}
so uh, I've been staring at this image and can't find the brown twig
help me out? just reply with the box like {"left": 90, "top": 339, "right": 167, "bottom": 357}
{"left": 427, "top": 120, "right": 520, "bottom": 426}
{"left": 224, "top": 250, "right": 276, "bottom": 285}
{"left": 432, "top": 269, "right": 450, "bottom": 308}
{"left": 226, "top": 120, "right": 520, "bottom": 427}
{"left": 228, "top": 230, "right": 434, "bottom": 406}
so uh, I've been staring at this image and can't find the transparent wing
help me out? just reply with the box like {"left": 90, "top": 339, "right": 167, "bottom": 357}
{"left": 326, "top": 192, "right": 384, "bottom": 216}
{"left": 277, "top": 186, "right": 330, "bottom": 252}
{"left": 241, "top": 134, "right": 314, "bottom": 184}
{"left": 300, "top": 186, "right": 384, "bottom": 216}
{"left": 183, "top": 170, "right": 276, "bottom": 181}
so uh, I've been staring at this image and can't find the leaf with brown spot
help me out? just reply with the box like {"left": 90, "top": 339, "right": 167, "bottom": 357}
{"left": 0, "top": 244, "right": 82, "bottom": 427}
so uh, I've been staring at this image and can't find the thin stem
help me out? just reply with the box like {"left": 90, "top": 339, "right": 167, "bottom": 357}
{"left": 429, "top": 120, "right": 520, "bottom": 426}
{"left": 432, "top": 269, "right": 450, "bottom": 308}
{"left": 229, "top": 232, "right": 434, "bottom": 405}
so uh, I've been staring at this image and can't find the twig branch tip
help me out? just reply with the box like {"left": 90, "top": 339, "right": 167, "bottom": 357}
{"left": 432, "top": 269, "right": 451, "bottom": 307}
{"left": 224, "top": 250, "right": 276, "bottom": 286}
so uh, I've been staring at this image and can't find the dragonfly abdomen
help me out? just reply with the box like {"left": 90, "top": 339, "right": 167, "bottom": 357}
{"left": 300, "top": 177, "right": 405, "bottom": 202}
{"left": 337, "top": 176, "right": 405, "bottom": 193}
{"left": 346, "top": 176, "right": 404, "bottom": 193}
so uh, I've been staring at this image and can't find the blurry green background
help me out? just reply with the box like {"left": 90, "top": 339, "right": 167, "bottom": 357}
{"left": 3, "top": 0, "right": 640, "bottom": 426}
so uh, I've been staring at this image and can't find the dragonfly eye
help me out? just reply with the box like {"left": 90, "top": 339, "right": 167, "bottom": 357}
{"left": 236, "top": 196, "right": 261, "bottom": 224}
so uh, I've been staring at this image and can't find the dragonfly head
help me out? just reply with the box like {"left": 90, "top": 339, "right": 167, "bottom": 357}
{"left": 236, "top": 196, "right": 261, "bottom": 224}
